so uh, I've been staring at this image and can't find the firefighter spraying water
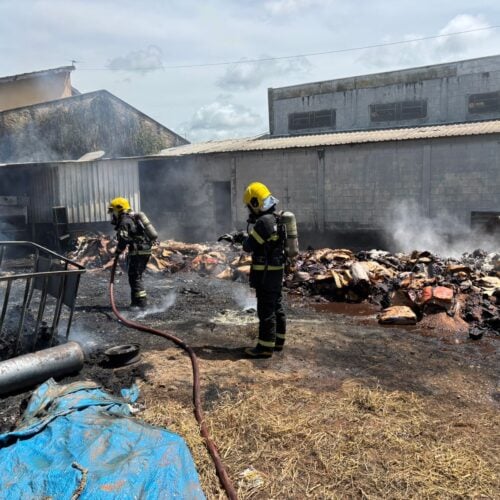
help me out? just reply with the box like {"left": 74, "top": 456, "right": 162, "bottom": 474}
{"left": 219, "top": 182, "right": 299, "bottom": 358}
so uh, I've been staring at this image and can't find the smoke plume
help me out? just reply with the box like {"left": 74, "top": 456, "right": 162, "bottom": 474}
{"left": 384, "top": 201, "right": 499, "bottom": 257}
{"left": 132, "top": 289, "right": 177, "bottom": 319}
{"left": 67, "top": 325, "right": 101, "bottom": 356}
{"left": 232, "top": 286, "right": 257, "bottom": 311}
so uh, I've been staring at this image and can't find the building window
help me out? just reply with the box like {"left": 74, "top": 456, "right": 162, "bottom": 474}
{"left": 288, "top": 109, "right": 335, "bottom": 131}
{"left": 468, "top": 91, "right": 500, "bottom": 114}
{"left": 471, "top": 211, "right": 500, "bottom": 234}
{"left": 370, "top": 100, "right": 427, "bottom": 122}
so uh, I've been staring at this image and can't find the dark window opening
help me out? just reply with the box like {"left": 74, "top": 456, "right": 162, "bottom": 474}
{"left": 370, "top": 100, "right": 427, "bottom": 122}
{"left": 288, "top": 109, "right": 336, "bottom": 131}
{"left": 468, "top": 91, "right": 500, "bottom": 114}
{"left": 471, "top": 211, "right": 500, "bottom": 235}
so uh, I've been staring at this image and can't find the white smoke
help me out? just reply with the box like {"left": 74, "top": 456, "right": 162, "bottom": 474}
{"left": 384, "top": 201, "right": 499, "bottom": 257}
{"left": 67, "top": 324, "right": 101, "bottom": 355}
{"left": 133, "top": 289, "right": 177, "bottom": 319}
{"left": 232, "top": 287, "right": 257, "bottom": 311}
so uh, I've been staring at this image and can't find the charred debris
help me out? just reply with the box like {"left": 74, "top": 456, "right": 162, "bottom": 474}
{"left": 69, "top": 234, "right": 500, "bottom": 339}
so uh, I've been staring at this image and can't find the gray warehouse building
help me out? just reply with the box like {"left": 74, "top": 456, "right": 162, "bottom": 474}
{"left": 139, "top": 120, "right": 500, "bottom": 247}
{"left": 268, "top": 54, "right": 500, "bottom": 136}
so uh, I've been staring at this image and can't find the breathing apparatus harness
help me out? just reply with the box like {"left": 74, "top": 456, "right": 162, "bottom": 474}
{"left": 246, "top": 207, "right": 287, "bottom": 285}
{"left": 112, "top": 211, "right": 158, "bottom": 256}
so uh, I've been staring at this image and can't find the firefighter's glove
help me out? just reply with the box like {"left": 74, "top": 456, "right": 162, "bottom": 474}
{"left": 217, "top": 233, "right": 234, "bottom": 243}
{"left": 232, "top": 231, "right": 246, "bottom": 244}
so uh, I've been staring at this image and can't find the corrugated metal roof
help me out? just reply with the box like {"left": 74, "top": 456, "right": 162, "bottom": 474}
{"left": 158, "top": 120, "right": 500, "bottom": 157}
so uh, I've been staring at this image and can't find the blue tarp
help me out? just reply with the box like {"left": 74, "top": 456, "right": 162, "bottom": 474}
{"left": 0, "top": 379, "right": 205, "bottom": 499}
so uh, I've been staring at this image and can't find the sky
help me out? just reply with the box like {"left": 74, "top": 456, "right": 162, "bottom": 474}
{"left": 1, "top": 0, "right": 500, "bottom": 143}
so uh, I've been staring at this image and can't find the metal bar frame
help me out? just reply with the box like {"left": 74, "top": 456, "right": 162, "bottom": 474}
{"left": 32, "top": 275, "right": 49, "bottom": 350}
{"left": 0, "top": 280, "right": 12, "bottom": 335}
{"left": 0, "top": 241, "right": 85, "bottom": 358}
{"left": 15, "top": 277, "right": 32, "bottom": 355}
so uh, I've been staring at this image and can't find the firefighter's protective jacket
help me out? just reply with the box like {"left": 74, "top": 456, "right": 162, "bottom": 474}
{"left": 243, "top": 212, "right": 285, "bottom": 290}
{"left": 114, "top": 212, "right": 152, "bottom": 255}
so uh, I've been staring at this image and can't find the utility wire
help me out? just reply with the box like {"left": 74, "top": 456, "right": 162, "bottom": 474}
{"left": 78, "top": 25, "right": 500, "bottom": 71}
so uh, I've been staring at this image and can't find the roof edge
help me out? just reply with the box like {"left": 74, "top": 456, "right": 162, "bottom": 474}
{"left": 0, "top": 66, "right": 75, "bottom": 85}
{"left": 269, "top": 53, "right": 500, "bottom": 97}
{"left": 0, "top": 89, "right": 189, "bottom": 144}
{"left": 157, "top": 118, "right": 500, "bottom": 157}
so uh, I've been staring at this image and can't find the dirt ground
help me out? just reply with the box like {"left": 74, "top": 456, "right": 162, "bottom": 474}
{"left": 1, "top": 268, "right": 499, "bottom": 498}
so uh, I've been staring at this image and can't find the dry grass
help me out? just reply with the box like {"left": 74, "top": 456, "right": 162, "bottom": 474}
{"left": 141, "top": 380, "right": 499, "bottom": 499}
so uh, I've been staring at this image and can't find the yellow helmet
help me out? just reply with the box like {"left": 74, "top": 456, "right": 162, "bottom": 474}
{"left": 243, "top": 182, "right": 278, "bottom": 214}
{"left": 108, "top": 197, "right": 131, "bottom": 215}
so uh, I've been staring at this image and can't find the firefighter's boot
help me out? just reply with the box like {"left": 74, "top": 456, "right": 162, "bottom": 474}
{"left": 244, "top": 343, "right": 274, "bottom": 359}
{"left": 274, "top": 333, "right": 286, "bottom": 352}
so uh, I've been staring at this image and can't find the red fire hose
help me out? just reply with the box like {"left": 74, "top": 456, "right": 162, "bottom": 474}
{"left": 109, "top": 258, "right": 238, "bottom": 500}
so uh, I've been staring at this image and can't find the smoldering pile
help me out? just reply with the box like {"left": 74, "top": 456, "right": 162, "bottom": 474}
{"left": 67, "top": 235, "right": 499, "bottom": 336}
{"left": 67, "top": 234, "right": 245, "bottom": 276}
{"left": 67, "top": 235, "right": 117, "bottom": 269}
{"left": 289, "top": 248, "right": 500, "bottom": 337}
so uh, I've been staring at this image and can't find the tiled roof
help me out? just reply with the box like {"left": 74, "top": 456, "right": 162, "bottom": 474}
{"left": 158, "top": 120, "right": 500, "bottom": 156}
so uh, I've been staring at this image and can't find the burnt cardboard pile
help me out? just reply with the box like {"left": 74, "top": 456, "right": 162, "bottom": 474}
{"left": 67, "top": 234, "right": 242, "bottom": 277}
{"left": 287, "top": 248, "right": 500, "bottom": 337}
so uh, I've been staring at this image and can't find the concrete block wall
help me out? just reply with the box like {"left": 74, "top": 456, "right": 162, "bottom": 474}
{"left": 323, "top": 142, "right": 425, "bottom": 230}
{"left": 428, "top": 136, "right": 500, "bottom": 225}
{"left": 270, "top": 55, "right": 500, "bottom": 135}
{"left": 232, "top": 136, "right": 499, "bottom": 244}
{"left": 140, "top": 134, "right": 500, "bottom": 246}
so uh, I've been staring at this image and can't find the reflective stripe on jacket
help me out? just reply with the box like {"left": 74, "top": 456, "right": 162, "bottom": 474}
{"left": 243, "top": 213, "right": 285, "bottom": 271}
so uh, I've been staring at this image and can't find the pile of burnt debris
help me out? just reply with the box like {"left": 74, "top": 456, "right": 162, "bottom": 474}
{"left": 289, "top": 248, "right": 499, "bottom": 337}
{"left": 68, "top": 235, "right": 499, "bottom": 337}
{"left": 67, "top": 235, "right": 244, "bottom": 275}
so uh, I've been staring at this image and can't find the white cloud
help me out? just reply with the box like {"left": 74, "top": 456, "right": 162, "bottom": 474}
{"left": 264, "top": 0, "right": 334, "bottom": 16}
{"left": 358, "top": 14, "right": 497, "bottom": 70}
{"left": 180, "top": 97, "right": 263, "bottom": 142}
{"left": 107, "top": 45, "right": 164, "bottom": 73}
{"left": 217, "top": 56, "right": 311, "bottom": 91}
{"left": 434, "top": 14, "right": 491, "bottom": 56}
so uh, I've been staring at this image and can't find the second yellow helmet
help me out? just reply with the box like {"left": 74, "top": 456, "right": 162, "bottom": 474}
{"left": 108, "top": 197, "right": 131, "bottom": 214}
{"left": 243, "top": 182, "right": 278, "bottom": 214}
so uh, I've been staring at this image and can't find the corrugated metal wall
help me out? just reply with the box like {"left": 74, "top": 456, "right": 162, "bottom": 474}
{"left": 29, "top": 165, "right": 60, "bottom": 223}
{"left": 27, "top": 159, "right": 139, "bottom": 223}
{"left": 57, "top": 159, "right": 140, "bottom": 223}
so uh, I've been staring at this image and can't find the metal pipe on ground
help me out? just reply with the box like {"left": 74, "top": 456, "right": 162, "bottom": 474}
{"left": 0, "top": 342, "right": 85, "bottom": 396}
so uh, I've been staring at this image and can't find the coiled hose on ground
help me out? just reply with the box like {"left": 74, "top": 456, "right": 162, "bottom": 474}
{"left": 109, "top": 257, "right": 238, "bottom": 500}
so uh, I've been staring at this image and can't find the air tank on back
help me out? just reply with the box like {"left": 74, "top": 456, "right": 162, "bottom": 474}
{"left": 281, "top": 211, "right": 299, "bottom": 258}
{"left": 136, "top": 211, "right": 158, "bottom": 241}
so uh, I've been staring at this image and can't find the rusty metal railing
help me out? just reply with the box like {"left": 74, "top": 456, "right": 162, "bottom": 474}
{"left": 0, "top": 241, "right": 86, "bottom": 358}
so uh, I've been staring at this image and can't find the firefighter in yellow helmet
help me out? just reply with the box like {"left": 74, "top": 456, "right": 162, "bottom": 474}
{"left": 240, "top": 182, "right": 287, "bottom": 358}
{"left": 108, "top": 197, "right": 157, "bottom": 309}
